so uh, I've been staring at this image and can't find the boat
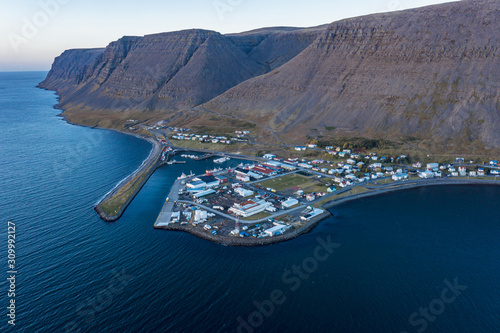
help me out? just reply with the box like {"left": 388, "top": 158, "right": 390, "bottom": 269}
{"left": 214, "top": 156, "right": 230, "bottom": 163}
{"left": 206, "top": 167, "right": 223, "bottom": 176}
{"left": 177, "top": 172, "right": 188, "bottom": 180}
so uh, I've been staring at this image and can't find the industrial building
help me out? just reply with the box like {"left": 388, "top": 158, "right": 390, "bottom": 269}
{"left": 301, "top": 208, "right": 325, "bottom": 221}
{"left": 265, "top": 224, "right": 289, "bottom": 236}
{"left": 229, "top": 200, "right": 271, "bottom": 218}
{"left": 234, "top": 187, "right": 254, "bottom": 197}
{"left": 282, "top": 198, "right": 299, "bottom": 208}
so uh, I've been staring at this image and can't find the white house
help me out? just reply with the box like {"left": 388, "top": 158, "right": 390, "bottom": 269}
{"left": 345, "top": 174, "right": 357, "bottom": 180}
{"left": 427, "top": 163, "right": 439, "bottom": 170}
{"left": 306, "top": 193, "right": 316, "bottom": 201}
{"left": 392, "top": 173, "right": 409, "bottom": 181}
{"left": 327, "top": 187, "right": 337, "bottom": 193}
{"left": 418, "top": 170, "right": 435, "bottom": 179}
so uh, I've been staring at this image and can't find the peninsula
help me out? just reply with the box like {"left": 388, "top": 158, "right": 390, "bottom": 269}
{"left": 37, "top": 0, "right": 500, "bottom": 245}
{"left": 95, "top": 123, "right": 500, "bottom": 246}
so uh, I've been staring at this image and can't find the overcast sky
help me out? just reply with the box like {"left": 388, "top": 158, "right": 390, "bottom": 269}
{"left": 0, "top": 0, "right": 459, "bottom": 71}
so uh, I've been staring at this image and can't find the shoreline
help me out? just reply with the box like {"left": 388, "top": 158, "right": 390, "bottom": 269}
{"left": 55, "top": 114, "right": 166, "bottom": 222}
{"left": 50, "top": 109, "right": 500, "bottom": 245}
{"left": 155, "top": 177, "right": 500, "bottom": 247}
{"left": 56, "top": 112, "right": 159, "bottom": 151}
{"left": 56, "top": 115, "right": 165, "bottom": 222}
{"left": 155, "top": 211, "right": 334, "bottom": 247}
{"left": 322, "top": 178, "right": 500, "bottom": 210}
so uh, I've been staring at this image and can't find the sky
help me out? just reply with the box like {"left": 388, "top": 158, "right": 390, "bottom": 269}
{"left": 0, "top": 0, "right": 459, "bottom": 71}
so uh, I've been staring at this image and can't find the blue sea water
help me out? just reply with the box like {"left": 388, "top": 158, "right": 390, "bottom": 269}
{"left": 0, "top": 72, "right": 499, "bottom": 333}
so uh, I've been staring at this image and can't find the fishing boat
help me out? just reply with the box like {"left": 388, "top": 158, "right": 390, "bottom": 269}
{"left": 214, "top": 156, "right": 230, "bottom": 163}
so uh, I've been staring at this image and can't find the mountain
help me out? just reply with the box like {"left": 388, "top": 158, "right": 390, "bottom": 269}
{"left": 39, "top": 26, "right": 324, "bottom": 114}
{"left": 205, "top": 0, "right": 500, "bottom": 148}
{"left": 40, "top": 0, "right": 500, "bottom": 149}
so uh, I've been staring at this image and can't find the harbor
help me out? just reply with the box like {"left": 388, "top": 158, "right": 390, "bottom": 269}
{"left": 94, "top": 124, "right": 500, "bottom": 245}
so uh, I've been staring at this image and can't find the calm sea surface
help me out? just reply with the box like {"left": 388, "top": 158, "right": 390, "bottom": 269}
{"left": 0, "top": 72, "right": 499, "bottom": 333}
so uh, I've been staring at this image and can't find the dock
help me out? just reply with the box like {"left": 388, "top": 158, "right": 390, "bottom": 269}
{"left": 154, "top": 177, "right": 184, "bottom": 227}
{"left": 193, "top": 153, "right": 214, "bottom": 161}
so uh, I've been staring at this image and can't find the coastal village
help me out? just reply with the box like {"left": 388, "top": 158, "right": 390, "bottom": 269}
{"left": 145, "top": 126, "right": 500, "bottom": 244}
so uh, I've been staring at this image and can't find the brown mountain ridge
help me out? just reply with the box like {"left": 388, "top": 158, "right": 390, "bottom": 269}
{"left": 39, "top": 0, "right": 500, "bottom": 149}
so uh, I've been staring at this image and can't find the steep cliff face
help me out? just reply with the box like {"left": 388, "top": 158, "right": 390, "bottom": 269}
{"left": 39, "top": 29, "right": 267, "bottom": 112}
{"left": 226, "top": 27, "right": 303, "bottom": 54}
{"left": 38, "top": 48, "right": 105, "bottom": 90}
{"left": 40, "top": 0, "right": 500, "bottom": 148}
{"left": 205, "top": 0, "right": 500, "bottom": 147}
{"left": 247, "top": 26, "right": 328, "bottom": 70}
{"left": 227, "top": 26, "right": 327, "bottom": 70}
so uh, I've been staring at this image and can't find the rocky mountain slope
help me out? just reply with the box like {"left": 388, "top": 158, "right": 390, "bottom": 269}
{"left": 40, "top": 0, "right": 500, "bottom": 148}
{"left": 39, "top": 26, "right": 324, "bottom": 113}
{"left": 205, "top": 0, "right": 500, "bottom": 148}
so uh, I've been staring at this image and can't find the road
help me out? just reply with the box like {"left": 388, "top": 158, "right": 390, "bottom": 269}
{"left": 176, "top": 200, "right": 308, "bottom": 224}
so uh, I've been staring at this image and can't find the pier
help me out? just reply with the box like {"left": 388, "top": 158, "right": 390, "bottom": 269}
{"left": 154, "top": 177, "right": 185, "bottom": 227}
{"left": 95, "top": 136, "right": 163, "bottom": 221}
{"left": 193, "top": 153, "right": 214, "bottom": 161}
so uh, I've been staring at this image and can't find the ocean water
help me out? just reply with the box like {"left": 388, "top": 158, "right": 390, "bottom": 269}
{"left": 0, "top": 72, "right": 499, "bottom": 333}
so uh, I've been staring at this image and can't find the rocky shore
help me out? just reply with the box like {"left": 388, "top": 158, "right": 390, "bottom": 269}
{"left": 155, "top": 211, "right": 333, "bottom": 247}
